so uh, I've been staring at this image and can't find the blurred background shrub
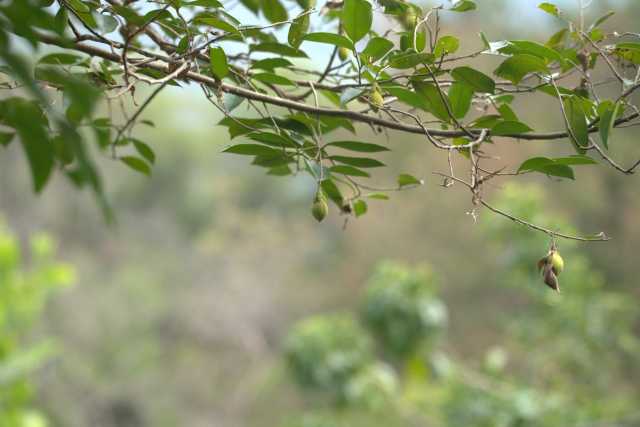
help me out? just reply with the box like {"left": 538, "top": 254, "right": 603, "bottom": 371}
{"left": 0, "top": 221, "right": 74, "bottom": 427}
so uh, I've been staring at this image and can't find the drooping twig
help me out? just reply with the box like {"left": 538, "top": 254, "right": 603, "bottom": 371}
{"left": 480, "top": 200, "right": 610, "bottom": 242}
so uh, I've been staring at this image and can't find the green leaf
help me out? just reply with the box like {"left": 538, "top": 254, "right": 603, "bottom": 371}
{"left": 142, "top": 9, "right": 173, "bottom": 24}
{"left": 209, "top": 47, "right": 229, "bottom": 79}
{"left": 0, "top": 98, "right": 54, "bottom": 192}
{"left": 251, "top": 43, "right": 308, "bottom": 58}
{"left": 111, "top": 5, "right": 144, "bottom": 25}
{"left": 223, "top": 144, "right": 283, "bottom": 156}
{"left": 252, "top": 73, "right": 295, "bottom": 86}
{"left": 248, "top": 131, "right": 298, "bottom": 148}
{"left": 288, "top": 10, "right": 310, "bottom": 49}
{"left": 491, "top": 121, "right": 533, "bottom": 136}
{"left": 518, "top": 157, "right": 553, "bottom": 172}
{"left": 497, "top": 104, "right": 518, "bottom": 121}
{"left": 320, "top": 178, "right": 344, "bottom": 207}
{"left": 302, "top": 32, "right": 354, "bottom": 50}
{"left": 541, "top": 164, "right": 575, "bottom": 179}
{"left": 38, "top": 53, "right": 83, "bottom": 65}
{"left": 450, "top": 0, "right": 476, "bottom": 12}
{"left": 330, "top": 165, "right": 370, "bottom": 177}
{"left": 546, "top": 28, "right": 568, "bottom": 48}
{"left": 321, "top": 90, "right": 341, "bottom": 107}
{"left": 175, "top": 36, "right": 190, "bottom": 55}
{"left": 253, "top": 155, "right": 291, "bottom": 168}
{"left": 385, "top": 87, "right": 427, "bottom": 110}
{"left": 67, "top": 0, "right": 97, "bottom": 27}
{"left": 362, "top": 37, "right": 394, "bottom": 61}
{"left": 366, "top": 193, "right": 389, "bottom": 200}
{"left": 184, "top": 0, "right": 224, "bottom": 6}
{"left": 267, "top": 165, "right": 292, "bottom": 176}
{"left": 223, "top": 93, "right": 245, "bottom": 112}
{"left": 343, "top": 0, "right": 372, "bottom": 43}
{"left": 538, "top": 2, "right": 560, "bottom": 17}
{"left": 262, "top": 0, "right": 288, "bottom": 23}
{"left": 327, "top": 140, "right": 390, "bottom": 152}
{"left": 414, "top": 29, "right": 427, "bottom": 52}
{"left": 479, "top": 31, "right": 491, "bottom": 50}
{"left": 589, "top": 28, "right": 605, "bottom": 43}
{"left": 0, "top": 132, "right": 14, "bottom": 146}
{"left": 553, "top": 155, "right": 597, "bottom": 165}
{"left": 120, "top": 156, "right": 151, "bottom": 176}
{"left": 517, "top": 157, "right": 575, "bottom": 179}
{"left": 563, "top": 95, "right": 589, "bottom": 153}
{"left": 193, "top": 16, "right": 239, "bottom": 33}
{"left": 331, "top": 155, "right": 385, "bottom": 168}
{"left": 353, "top": 199, "right": 367, "bottom": 217}
{"left": 495, "top": 54, "right": 548, "bottom": 84}
{"left": 388, "top": 52, "right": 434, "bottom": 69}
{"left": 239, "top": 0, "right": 259, "bottom": 13}
{"left": 590, "top": 10, "right": 615, "bottom": 30}
{"left": 412, "top": 82, "right": 451, "bottom": 122}
{"left": 451, "top": 66, "right": 495, "bottom": 94}
{"left": 499, "top": 40, "right": 563, "bottom": 63}
{"left": 597, "top": 100, "right": 620, "bottom": 149}
{"left": 397, "top": 173, "right": 423, "bottom": 187}
{"left": 614, "top": 43, "right": 640, "bottom": 64}
{"left": 494, "top": 94, "right": 515, "bottom": 104}
{"left": 434, "top": 35, "right": 460, "bottom": 56}
{"left": 448, "top": 82, "right": 473, "bottom": 119}
{"left": 471, "top": 115, "right": 502, "bottom": 129}
{"left": 536, "top": 83, "right": 576, "bottom": 98}
{"left": 251, "top": 58, "right": 293, "bottom": 71}
{"left": 133, "top": 140, "right": 155, "bottom": 164}
{"left": 294, "top": 0, "right": 316, "bottom": 8}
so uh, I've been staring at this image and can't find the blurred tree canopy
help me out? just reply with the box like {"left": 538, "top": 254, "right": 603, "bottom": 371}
{"left": 283, "top": 185, "right": 640, "bottom": 427}
{"left": 1, "top": 0, "right": 639, "bottom": 240}
{"left": 0, "top": 220, "right": 74, "bottom": 427}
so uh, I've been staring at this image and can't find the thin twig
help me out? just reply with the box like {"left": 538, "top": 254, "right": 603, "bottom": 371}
{"left": 480, "top": 200, "right": 610, "bottom": 242}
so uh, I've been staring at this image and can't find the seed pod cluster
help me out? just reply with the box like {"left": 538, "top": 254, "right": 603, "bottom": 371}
{"left": 537, "top": 248, "right": 565, "bottom": 292}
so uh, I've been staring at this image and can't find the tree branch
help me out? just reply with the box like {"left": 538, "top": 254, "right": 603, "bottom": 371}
{"left": 35, "top": 33, "right": 640, "bottom": 145}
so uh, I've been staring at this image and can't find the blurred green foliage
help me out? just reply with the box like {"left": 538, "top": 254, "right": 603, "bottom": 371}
{"left": 361, "top": 262, "right": 446, "bottom": 358}
{"left": 285, "top": 314, "right": 372, "bottom": 399}
{"left": 283, "top": 184, "right": 640, "bottom": 427}
{"left": 0, "top": 220, "right": 74, "bottom": 427}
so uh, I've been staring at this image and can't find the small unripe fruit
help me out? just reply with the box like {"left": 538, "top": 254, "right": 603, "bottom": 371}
{"left": 311, "top": 191, "right": 328, "bottom": 222}
{"left": 338, "top": 47, "right": 350, "bottom": 62}
{"left": 369, "top": 89, "right": 384, "bottom": 111}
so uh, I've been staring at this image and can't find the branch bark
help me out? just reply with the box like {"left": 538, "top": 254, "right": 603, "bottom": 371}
{"left": 36, "top": 33, "right": 639, "bottom": 144}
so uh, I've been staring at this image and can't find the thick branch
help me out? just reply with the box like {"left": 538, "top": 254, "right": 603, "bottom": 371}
{"left": 36, "top": 33, "right": 640, "bottom": 143}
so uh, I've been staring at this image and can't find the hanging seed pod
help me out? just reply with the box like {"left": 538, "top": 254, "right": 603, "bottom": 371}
{"left": 537, "top": 248, "right": 564, "bottom": 292}
{"left": 338, "top": 47, "right": 351, "bottom": 62}
{"left": 369, "top": 88, "right": 384, "bottom": 111}
{"left": 311, "top": 190, "right": 328, "bottom": 222}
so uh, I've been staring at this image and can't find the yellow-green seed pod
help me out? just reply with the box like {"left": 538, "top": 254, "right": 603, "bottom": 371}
{"left": 311, "top": 192, "right": 328, "bottom": 222}
{"left": 550, "top": 250, "right": 564, "bottom": 275}
{"left": 369, "top": 89, "right": 384, "bottom": 111}
{"left": 338, "top": 47, "right": 350, "bottom": 62}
